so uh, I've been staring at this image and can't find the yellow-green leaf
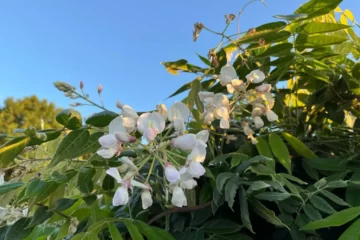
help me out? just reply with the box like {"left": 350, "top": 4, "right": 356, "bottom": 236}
{"left": 282, "top": 132, "right": 317, "bottom": 160}
{"left": 123, "top": 219, "right": 144, "bottom": 240}
{"left": 297, "top": 22, "right": 351, "bottom": 34}
{"left": 0, "top": 137, "right": 30, "bottom": 167}
{"left": 269, "top": 133, "right": 291, "bottom": 173}
{"left": 108, "top": 223, "right": 124, "bottom": 240}
{"left": 256, "top": 136, "right": 275, "bottom": 169}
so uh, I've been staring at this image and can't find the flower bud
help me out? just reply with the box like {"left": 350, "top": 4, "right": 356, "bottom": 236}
{"left": 164, "top": 163, "right": 180, "bottom": 184}
{"left": 171, "top": 186, "right": 187, "bottom": 207}
{"left": 80, "top": 80, "right": 84, "bottom": 89}
{"left": 141, "top": 190, "right": 153, "bottom": 209}
{"left": 70, "top": 103, "right": 81, "bottom": 107}
{"left": 198, "top": 91, "right": 214, "bottom": 101}
{"left": 54, "top": 81, "right": 75, "bottom": 92}
{"left": 98, "top": 84, "right": 103, "bottom": 94}
{"left": 265, "top": 109, "right": 278, "bottom": 122}
{"left": 246, "top": 70, "right": 265, "bottom": 84}
{"left": 156, "top": 104, "right": 167, "bottom": 117}
{"left": 196, "top": 130, "right": 209, "bottom": 144}
{"left": 116, "top": 100, "right": 123, "bottom": 109}
{"left": 255, "top": 84, "right": 271, "bottom": 93}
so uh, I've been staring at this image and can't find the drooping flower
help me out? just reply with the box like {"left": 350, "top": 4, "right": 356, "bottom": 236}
{"left": 241, "top": 121, "right": 254, "bottom": 136}
{"left": 171, "top": 186, "right": 187, "bottom": 207}
{"left": 187, "top": 161, "right": 206, "bottom": 178}
{"left": 137, "top": 112, "right": 165, "bottom": 142}
{"left": 255, "top": 84, "right": 271, "bottom": 93}
{"left": 196, "top": 130, "right": 209, "bottom": 144}
{"left": 219, "top": 65, "right": 238, "bottom": 86}
{"left": 164, "top": 163, "right": 181, "bottom": 184}
{"left": 97, "top": 134, "right": 122, "bottom": 159}
{"left": 253, "top": 116, "right": 264, "bottom": 128}
{"left": 167, "top": 102, "right": 190, "bottom": 133}
{"left": 106, "top": 168, "right": 149, "bottom": 206}
{"left": 198, "top": 91, "right": 214, "bottom": 101}
{"left": 118, "top": 157, "right": 137, "bottom": 170}
{"left": 187, "top": 141, "right": 207, "bottom": 163}
{"left": 141, "top": 190, "right": 153, "bottom": 209}
{"left": 263, "top": 107, "right": 278, "bottom": 122}
{"left": 246, "top": 69, "right": 265, "bottom": 84}
{"left": 172, "top": 134, "right": 197, "bottom": 151}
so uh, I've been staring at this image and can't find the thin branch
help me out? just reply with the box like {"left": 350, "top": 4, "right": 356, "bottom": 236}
{"left": 148, "top": 202, "right": 211, "bottom": 224}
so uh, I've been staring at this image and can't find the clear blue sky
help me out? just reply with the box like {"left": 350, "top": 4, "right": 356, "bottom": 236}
{"left": 0, "top": 0, "right": 359, "bottom": 118}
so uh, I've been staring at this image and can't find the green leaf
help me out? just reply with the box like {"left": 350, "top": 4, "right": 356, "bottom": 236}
{"left": 56, "top": 109, "right": 82, "bottom": 130}
{"left": 347, "top": 172, "right": 360, "bottom": 207}
{"left": 310, "top": 195, "right": 336, "bottom": 214}
{"left": 301, "top": 206, "right": 360, "bottom": 230}
{"left": 85, "top": 111, "right": 118, "bottom": 127}
{"left": 247, "top": 181, "right": 271, "bottom": 194}
{"left": 236, "top": 155, "right": 273, "bottom": 175}
{"left": 102, "top": 174, "right": 115, "bottom": 191}
{"left": 0, "top": 182, "right": 24, "bottom": 195}
{"left": 123, "top": 219, "right": 144, "bottom": 240}
{"left": 73, "top": 132, "right": 104, "bottom": 158}
{"left": 209, "top": 234, "right": 253, "bottom": 240}
{"left": 304, "top": 203, "right": 323, "bottom": 221}
{"left": 162, "top": 59, "right": 188, "bottom": 75}
{"left": 28, "top": 129, "right": 62, "bottom": 146}
{"left": 55, "top": 219, "right": 70, "bottom": 240}
{"left": 25, "top": 179, "right": 47, "bottom": 198}
{"left": 224, "top": 177, "right": 241, "bottom": 208}
{"left": 51, "top": 198, "right": 78, "bottom": 212}
{"left": 216, "top": 172, "right": 235, "bottom": 193}
{"left": 273, "top": 13, "right": 308, "bottom": 21}
{"left": 197, "top": 53, "right": 211, "bottom": 66}
{"left": 250, "top": 199, "right": 287, "bottom": 228}
{"left": 239, "top": 187, "right": 254, "bottom": 233}
{"left": 0, "top": 137, "right": 30, "bottom": 167}
{"left": 255, "top": 136, "right": 275, "bottom": 169}
{"left": 306, "top": 157, "right": 360, "bottom": 171}
{"left": 254, "top": 192, "right": 291, "bottom": 202}
{"left": 256, "top": 21, "right": 288, "bottom": 32}
{"left": 296, "top": 34, "right": 348, "bottom": 48}
{"left": 256, "top": 43, "right": 293, "bottom": 58}
{"left": 27, "top": 205, "right": 53, "bottom": 228}
{"left": 77, "top": 167, "right": 96, "bottom": 194}
{"left": 135, "top": 220, "right": 175, "bottom": 240}
{"left": 320, "top": 190, "right": 350, "bottom": 207}
{"left": 48, "top": 129, "right": 90, "bottom": 167}
{"left": 301, "top": 65, "right": 331, "bottom": 84}
{"left": 5, "top": 218, "right": 34, "bottom": 240}
{"left": 230, "top": 153, "right": 251, "bottom": 169}
{"left": 282, "top": 132, "right": 317, "bottom": 160}
{"left": 295, "top": 0, "right": 342, "bottom": 19}
{"left": 108, "top": 223, "right": 124, "bottom": 240}
{"left": 202, "top": 219, "right": 243, "bottom": 234}
{"left": 279, "top": 173, "right": 307, "bottom": 185}
{"left": 269, "top": 133, "right": 291, "bottom": 173}
{"left": 297, "top": 22, "right": 351, "bottom": 34}
{"left": 186, "top": 77, "right": 202, "bottom": 111}
{"left": 236, "top": 31, "right": 291, "bottom": 45}
{"left": 327, "top": 180, "right": 348, "bottom": 188}
{"left": 338, "top": 218, "right": 360, "bottom": 240}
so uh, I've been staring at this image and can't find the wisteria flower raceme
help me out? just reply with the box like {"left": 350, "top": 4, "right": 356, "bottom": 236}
{"left": 246, "top": 69, "right": 265, "bottom": 84}
{"left": 137, "top": 112, "right": 165, "bottom": 142}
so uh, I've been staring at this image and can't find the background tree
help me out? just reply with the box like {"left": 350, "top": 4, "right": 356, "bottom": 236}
{"left": 0, "top": 96, "right": 62, "bottom": 141}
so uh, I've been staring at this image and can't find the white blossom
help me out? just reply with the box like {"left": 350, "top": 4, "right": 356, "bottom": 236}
{"left": 246, "top": 69, "right": 265, "bottom": 84}
{"left": 219, "top": 65, "right": 238, "bottom": 86}
{"left": 171, "top": 186, "right": 187, "bottom": 207}
{"left": 137, "top": 112, "right": 165, "bottom": 142}
{"left": 165, "top": 163, "right": 180, "bottom": 183}
{"left": 141, "top": 190, "right": 153, "bottom": 209}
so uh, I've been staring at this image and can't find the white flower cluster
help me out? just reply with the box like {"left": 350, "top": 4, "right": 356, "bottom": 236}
{"left": 97, "top": 101, "right": 209, "bottom": 208}
{"left": 95, "top": 65, "right": 278, "bottom": 209}
{"left": 198, "top": 64, "right": 278, "bottom": 144}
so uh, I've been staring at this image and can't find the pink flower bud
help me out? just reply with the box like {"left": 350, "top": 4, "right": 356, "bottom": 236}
{"left": 98, "top": 84, "right": 103, "bottom": 94}
{"left": 80, "top": 80, "right": 84, "bottom": 89}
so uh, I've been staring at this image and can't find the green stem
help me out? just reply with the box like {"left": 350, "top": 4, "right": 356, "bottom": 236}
{"left": 166, "top": 150, "right": 187, "bottom": 160}
{"left": 72, "top": 91, "right": 112, "bottom": 112}
{"left": 145, "top": 157, "right": 156, "bottom": 183}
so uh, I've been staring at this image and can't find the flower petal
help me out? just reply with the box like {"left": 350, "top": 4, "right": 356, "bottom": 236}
{"left": 171, "top": 186, "right": 187, "bottom": 207}
{"left": 106, "top": 168, "right": 122, "bottom": 183}
{"left": 172, "top": 134, "right": 197, "bottom": 151}
{"left": 109, "top": 117, "right": 127, "bottom": 135}
{"left": 99, "top": 134, "right": 117, "bottom": 148}
{"left": 141, "top": 190, "right": 153, "bottom": 209}
{"left": 220, "top": 118, "right": 230, "bottom": 129}
{"left": 97, "top": 148, "right": 117, "bottom": 159}
{"left": 196, "top": 130, "right": 209, "bottom": 144}
{"left": 113, "top": 186, "right": 129, "bottom": 206}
